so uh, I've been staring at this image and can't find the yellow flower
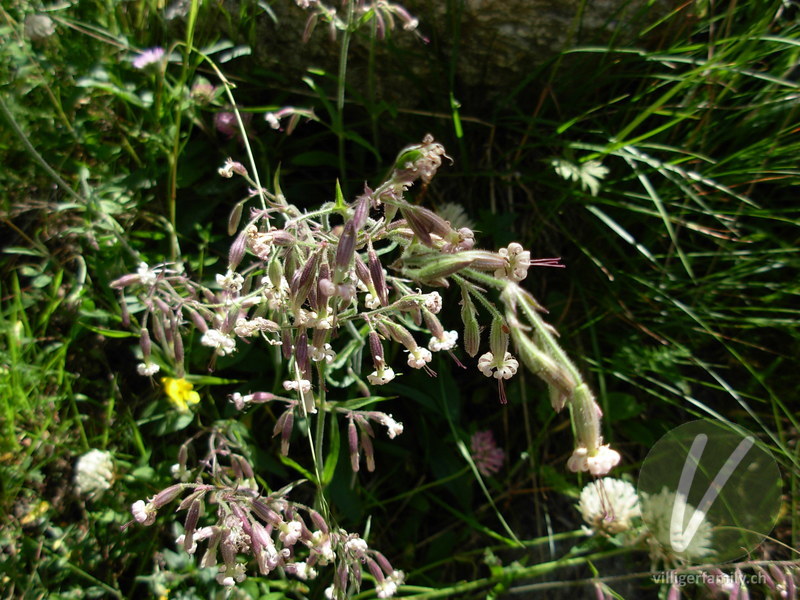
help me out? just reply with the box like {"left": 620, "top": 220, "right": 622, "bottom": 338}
{"left": 161, "top": 377, "right": 200, "bottom": 413}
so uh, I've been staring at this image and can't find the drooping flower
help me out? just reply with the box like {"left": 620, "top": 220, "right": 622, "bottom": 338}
{"left": 367, "top": 366, "right": 396, "bottom": 385}
{"left": 428, "top": 330, "right": 458, "bottom": 352}
{"left": 136, "top": 361, "right": 160, "bottom": 376}
{"left": 162, "top": 377, "right": 201, "bottom": 412}
{"left": 477, "top": 351, "right": 518, "bottom": 380}
{"left": 201, "top": 328, "right": 236, "bottom": 356}
{"left": 132, "top": 47, "right": 165, "bottom": 70}
{"left": 567, "top": 444, "right": 621, "bottom": 476}
{"left": 74, "top": 449, "right": 115, "bottom": 498}
{"left": 470, "top": 430, "right": 505, "bottom": 476}
{"left": 578, "top": 477, "right": 641, "bottom": 535}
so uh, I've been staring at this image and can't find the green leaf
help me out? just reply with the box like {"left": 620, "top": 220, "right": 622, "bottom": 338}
{"left": 321, "top": 416, "right": 340, "bottom": 486}
{"left": 279, "top": 455, "right": 316, "bottom": 483}
{"left": 79, "top": 323, "right": 138, "bottom": 338}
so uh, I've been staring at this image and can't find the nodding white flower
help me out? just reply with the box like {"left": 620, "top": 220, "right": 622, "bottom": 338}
{"left": 423, "top": 291, "right": 443, "bottom": 314}
{"left": 201, "top": 328, "right": 236, "bottom": 356}
{"left": 217, "top": 158, "right": 246, "bottom": 178}
{"left": 477, "top": 351, "right": 519, "bottom": 380}
{"left": 376, "top": 570, "right": 405, "bottom": 599}
{"left": 283, "top": 379, "right": 312, "bottom": 393}
{"left": 367, "top": 366, "right": 396, "bottom": 385}
{"left": 364, "top": 292, "right": 382, "bottom": 310}
{"left": 131, "top": 499, "right": 156, "bottom": 525}
{"left": 429, "top": 330, "right": 458, "bottom": 352}
{"left": 374, "top": 413, "right": 404, "bottom": 439}
{"left": 279, "top": 520, "right": 303, "bottom": 546}
{"left": 216, "top": 562, "right": 247, "bottom": 586}
{"left": 310, "top": 343, "right": 336, "bottom": 364}
{"left": 407, "top": 346, "right": 432, "bottom": 369}
{"left": 234, "top": 317, "right": 278, "bottom": 338}
{"left": 495, "top": 242, "right": 531, "bottom": 282}
{"left": 265, "top": 112, "right": 281, "bottom": 129}
{"left": 578, "top": 478, "right": 641, "bottom": 535}
{"left": 137, "top": 262, "right": 158, "bottom": 286}
{"left": 136, "top": 361, "right": 160, "bottom": 376}
{"left": 229, "top": 392, "right": 254, "bottom": 410}
{"left": 640, "top": 486, "right": 714, "bottom": 563}
{"left": 310, "top": 531, "right": 335, "bottom": 563}
{"left": 344, "top": 536, "right": 368, "bottom": 558}
{"left": 74, "top": 449, "right": 114, "bottom": 497}
{"left": 176, "top": 526, "right": 214, "bottom": 554}
{"left": 288, "top": 560, "right": 317, "bottom": 581}
{"left": 567, "top": 444, "right": 621, "bottom": 476}
{"left": 216, "top": 270, "right": 244, "bottom": 293}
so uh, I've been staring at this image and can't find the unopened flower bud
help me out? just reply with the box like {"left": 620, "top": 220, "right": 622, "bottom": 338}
{"left": 460, "top": 287, "right": 480, "bottom": 357}
{"left": 368, "top": 243, "right": 388, "bottom": 306}
{"left": 334, "top": 221, "right": 357, "bottom": 282}
{"left": 184, "top": 500, "right": 201, "bottom": 552}
{"left": 228, "top": 228, "right": 248, "bottom": 269}
{"left": 348, "top": 418, "right": 359, "bottom": 472}
{"left": 368, "top": 330, "right": 384, "bottom": 366}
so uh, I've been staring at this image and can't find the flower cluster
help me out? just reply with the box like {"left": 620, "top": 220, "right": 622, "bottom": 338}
{"left": 577, "top": 477, "right": 640, "bottom": 536}
{"left": 74, "top": 449, "right": 115, "bottom": 499}
{"left": 127, "top": 430, "right": 405, "bottom": 597}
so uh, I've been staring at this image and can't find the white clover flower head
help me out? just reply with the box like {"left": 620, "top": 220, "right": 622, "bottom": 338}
{"left": 367, "top": 366, "right": 396, "bottom": 385}
{"left": 495, "top": 243, "right": 531, "bottom": 282}
{"left": 136, "top": 361, "right": 160, "bottom": 376}
{"left": 216, "top": 269, "right": 244, "bottom": 293}
{"left": 578, "top": 478, "right": 641, "bottom": 536}
{"left": 423, "top": 291, "right": 442, "bottom": 313}
{"left": 376, "top": 570, "right": 405, "bottom": 599}
{"left": 283, "top": 379, "right": 312, "bottom": 393}
{"left": 137, "top": 262, "right": 158, "bottom": 286}
{"left": 74, "top": 449, "right": 114, "bottom": 497}
{"left": 640, "top": 486, "right": 714, "bottom": 563}
{"left": 310, "top": 343, "right": 336, "bottom": 364}
{"left": 201, "top": 329, "right": 236, "bottom": 356}
{"left": 567, "top": 444, "right": 621, "bottom": 476}
{"left": 429, "top": 330, "right": 458, "bottom": 352}
{"left": 477, "top": 351, "right": 519, "bottom": 380}
{"left": 407, "top": 347, "right": 432, "bottom": 369}
{"left": 132, "top": 47, "right": 165, "bottom": 69}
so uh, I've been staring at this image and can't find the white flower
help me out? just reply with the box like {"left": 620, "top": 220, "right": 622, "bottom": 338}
{"left": 74, "top": 449, "right": 114, "bottom": 497}
{"left": 283, "top": 379, "right": 312, "bottom": 393}
{"left": 423, "top": 291, "right": 442, "bottom": 313}
{"left": 234, "top": 317, "right": 278, "bottom": 338}
{"left": 567, "top": 444, "right": 621, "bottom": 476}
{"left": 290, "top": 561, "right": 317, "bottom": 580}
{"left": 131, "top": 499, "right": 155, "bottom": 525}
{"left": 279, "top": 520, "right": 302, "bottom": 546}
{"left": 494, "top": 243, "right": 531, "bottom": 282}
{"left": 407, "top": 347, "right": 432, "bottom": 369}
{"left": 136, "top": 361, "right": 160, "bottom": 376}
{"left": 216, "top": 562, "right": 246, "bottom": 586}
{"left": 367, "top": 366, "right": 396, "bottom": 385}
{"left": 376, "top": 570, "right": 405, "bottom": 599}
{"left": 429, "top": 330, "right": 458, "bottom": 352}
{"left": 477, "top": 351, "right": 519, "bottom": 380}
{"left": 344, "top": 536, "right": 368, "bottom": 558}
{"left": 578, "top": 478, "right": 641, "bottom": 535}
{"left": 201, "top": 329, "right": 236, "bottom": 356}
{"left": 640, "top": 486, "right": 714, "bottom": 563}
{"left": 24, "top": 14, "right": 56, "bottom": 41}
{"left": 137, "top": 262, "right": 158, "bottom": 286}
{"left": 310, "top": 531, "right": 335, "bottom": 563}
{"left": 229, "top": 392, "right": 254, "bottom": 410}
{"left": 310, "top": 343, "right": 336, "bottom": 364}
{"left": 216, "top": 270, "right": 244, "bottom": 293}
{"left": 265, "top": 112, "right": 281, "bottom": 129}
{"left": 374, "top": 413, "right": 404, "bottom": 439}
{"left": 364, "top": 293, "right": 382, "bottom": 310}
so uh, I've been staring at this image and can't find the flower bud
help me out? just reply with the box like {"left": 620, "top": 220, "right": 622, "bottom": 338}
{"left": 352, "top": 192, "right": 370, "bottom": 231}
{"left": 268, "top": 258, "right": 284, "bottom": 290}
{"left": 151, "top": 484, "right": 185, "bottom": 509}
{"left": 422, "top": 309, "right": 444, "bottom": 340}
{"left": 334, "top": 221, "right": 357, "bottom": 283}
{"left": 368, "top": 243, "right": 388, "bottom": 306}
{"left": 368, "top": 330, "right": 384, "bottom": 366}
{"left": 459, "top": 286, "right": 480, "bottom": 357}
{"left": 348, "top": 418, "right": 359, "bottom": 472}
{"left": 228, "top": 228, "right": 248, "bottom": 270}
{"left": 228, "top": 202, "right": 244, "bottom": 237}
{"left": 184, "top": 500, "right": 201, "bottom": 552}
{"left": 140, "top": 328, "right": 152, "bottom": 360}
{"left": 290, "top": 251, "right": 321, "bottom": 309}
{"left": 295, "top": 330, "right": 309, "bottom": 375}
